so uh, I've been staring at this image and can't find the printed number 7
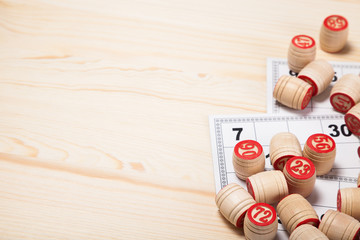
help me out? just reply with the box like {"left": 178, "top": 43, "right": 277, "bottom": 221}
{"left": 233, "top": 128, "right": 243, "bottom": 141}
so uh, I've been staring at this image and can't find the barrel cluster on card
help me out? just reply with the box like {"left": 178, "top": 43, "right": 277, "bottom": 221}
{"left": 216, "top": 132, "right": 360, "bottom": 239}
{"left": 216, "top": 15, "right": 360, "bottom": 239}
{"left": 273, "top": 14, "right": 360, "bottom": 138}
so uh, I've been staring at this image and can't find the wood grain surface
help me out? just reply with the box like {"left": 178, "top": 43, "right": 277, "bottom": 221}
{"left": 0, "top": 0, "right": 359, "bottom": 239}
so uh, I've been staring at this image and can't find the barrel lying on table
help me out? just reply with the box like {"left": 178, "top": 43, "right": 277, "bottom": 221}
{"left": 277, "top": 193, "right": 319, "bottom": 234}
{"left": 273, "top": 75, "right": 313, "bottom": 110}
{"left": 215, "top": 183, "right": 256, "bottom": 228}
{"left": 337, "top": 187, "right": 360, "bottom": 221}
{"left": 269, "top": 132, "right": 302, "bottom": 171}
{"left": 319, "top": 209, "right": 360, "bottom": 240}
{"left": 330, "top": 74, "right": 360, "bottom": 113}
{"left": 246, "top": 170, "right": 288, "bottom": 204}
{"left": 290, "top": 224, "right": 329, "bottom": 240}
{"left": 298, "top": 59, "right": 334, "bottom": 96}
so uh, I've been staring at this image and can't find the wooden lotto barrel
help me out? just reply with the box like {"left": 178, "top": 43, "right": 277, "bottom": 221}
{"left": 345, "top": 102, "right": 360, "bottom": 136}
{"left": 277, "top": 194, "right": 319, "bottom": 234}
{"left": 330, "top": 74, "right": 360, "bottom": 113}
{"left": 289, "top": 224, "right": 329, "bottom": 240}
{"left": 320, "top": 15, "right": 349, "bottom": 53}
{"left": 302, "top": 133, "right": 336, "bottom": 176}
{"left": 298, "top": 59, "right": 334, "bottom": 96}
{"left": 337, "top": 187, "right": 360, "bottom": 221}
{"left": 319, "top": 209, "right": 360, "bottom": 240}
{"left": 269, "top": 132, "right": 302, "bottom": 171}
{"left": 244, "top": 203, "right": 278, "bottom": 240}
{"left": 283, "top": 156, "right": 316, "bottom": 198}
{"left": 246, "top": 170, "right": 288, "bottom": 204}
{"left": 215, "top": 183, "right": 256, "bottom": 228}
{"left": 288, "top": 34, "right": 316, "bottom": 73}
{"left": 273, "top": 75, "right": 313, "bottom": 110}
{"left": 232, "top": 140, "right": 265, "bottom": 180}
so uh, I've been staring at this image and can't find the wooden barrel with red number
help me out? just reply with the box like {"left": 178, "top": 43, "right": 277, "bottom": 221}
{"left": 319, "top": 209, "right": 360, "bottom": 240}
{"left": 246, "top": 170, "right": 288, "bottom": 204}
{"left": 287, "top": 35, "right": 316, "bottom": 73}
{"left": 290, "top": 224, "right": 329, "bottom": 240}
{"left": 298, "top": 59, "right": 334, "bottom": 96}
{"left": 232, "top": 139, "right": 265, "bottom": 180}
{"left": 345, "top": 102, "right": 360, "bottom": 136}
{"left": 337, "top": 187, "right": 360, "bottom": 221}
{"left": 330, "top": 74, "right": 360, "bottom": 113}
{"left": 215, "top": 183, "right": 256, "bottom": 228}
{"left": 283, "top": 156, "right": 316, "bottom": 197}
{"left": 270, "top": 132, "right": 302, "bottom": 171}
{"left": 273, "top": 75, "right": 313, "bottom": 110}
{"left": 303, "top": 133, "right": 336, "bottom": 176}
{"left": 244, "top": 203, "right": 278, "bottom": 240}
{"left": 320, "top": 15, "right": 349, "bottom": 53}
{"left": 277, "top": 194, "right": 320, "bottom": 234}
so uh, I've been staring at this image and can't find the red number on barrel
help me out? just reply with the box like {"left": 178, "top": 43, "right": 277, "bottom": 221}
{"left": 328, "top": 17, "right": 345, "bottom": 29}
{"left": 239, "top": 142, "right": 257, "bottom": 158}
{"left": 294, "top": 36, "right": 312, "bottom": 48}
{"left": 313, "top": 136, "right": 331, "bottom": 150}
{"left": 290, "top": 160, "right": 310, "bottom": 175}
{"left": 253, "top": 206, "right": 272, "bottom": 223}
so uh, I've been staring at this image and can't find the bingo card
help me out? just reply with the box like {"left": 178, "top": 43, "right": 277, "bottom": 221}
{"left": 267, "top": 58, "right": 360, "bottom": 114}
{"left": 210, "top": 59, "right": 360, "bottom": 238}
{"left": 209, "top": 114, "right": 360, "bottom": 238}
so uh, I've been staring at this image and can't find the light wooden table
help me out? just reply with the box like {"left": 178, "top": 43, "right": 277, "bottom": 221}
{"left": 0, "top": 0, "right": 359, "bottom": 239}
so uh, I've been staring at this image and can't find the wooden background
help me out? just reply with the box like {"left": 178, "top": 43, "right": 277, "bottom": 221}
{"left": 0, "top": 0, "right": 359, "bottom": 239}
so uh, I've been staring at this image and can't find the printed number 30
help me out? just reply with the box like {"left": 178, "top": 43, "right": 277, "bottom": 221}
{"left": 328, "top": 124, "right": 352, "bottom": 137}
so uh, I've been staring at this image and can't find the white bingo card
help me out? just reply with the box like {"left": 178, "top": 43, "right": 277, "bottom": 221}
{"left": 209, "top": 114, "right": 360, "bottom": 239}
{"left": 267, "top": 58, "right": 360, "bottom": 115}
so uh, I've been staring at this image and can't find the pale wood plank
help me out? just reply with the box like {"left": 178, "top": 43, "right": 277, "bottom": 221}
{"left": 0, "top": 153, "right": 242, "bottom": 239}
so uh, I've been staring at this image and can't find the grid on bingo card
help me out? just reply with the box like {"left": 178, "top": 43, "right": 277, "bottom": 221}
{"left": 211, "top": 114, "right": 360, "bottom": 192}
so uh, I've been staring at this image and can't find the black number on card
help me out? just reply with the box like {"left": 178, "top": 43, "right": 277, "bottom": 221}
{"left": 332, "top": 72, "right": 338, "bottom": 82}
{"left": 232, "top": 128, "right": 243, "bottom": 141}
{"left": 289, "top": 70, "right": 298, "bottom": 77}
{"left": 328, "top": 124, "right": 352, "bottom": 137}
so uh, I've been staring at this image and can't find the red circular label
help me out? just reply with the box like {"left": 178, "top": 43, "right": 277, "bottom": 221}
{"left": 330, "top": 93, "right": 355, "bottom": 113}
{"left": 345, "top": 113, "right": 360, "bottom": 136}
{"left": 298, "top": 75, "right": 317, "bottom": 96}
{"left": 235, "top": 211, "right": 247, "bottom": 228}
{"left": 306, "top": 134, "right": 335, "bottom": 153}
{"left": 274, "top": 155, "right": 293, "bottom": 170}
{"left": 247, "top": 203, "right": 276, "bottom": 226}
{"left": 246, "top": 178, "right": 256, "bottom": 201}
{"left": 353, "top": 227, "right": 360, "bottom": 240}
{"left": 337, "top": 189, "right": 342, "bottom": 211}
{"left": 301, "top": 86, "right": 313, "bottom": 109}
{"left": 292, "top": 35, "right": 315, "bottom": 49}
{"left": 324, "top": 15, "right": 348, "bottom": 31}
{"left": 234, "top": 140, "right": 263, "bottom": 160}
{"left": 286, "top": 156, "right": 315, "bottom": 179}
{"left": 296, "top": 218, "right": 320, "bottom": 228}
